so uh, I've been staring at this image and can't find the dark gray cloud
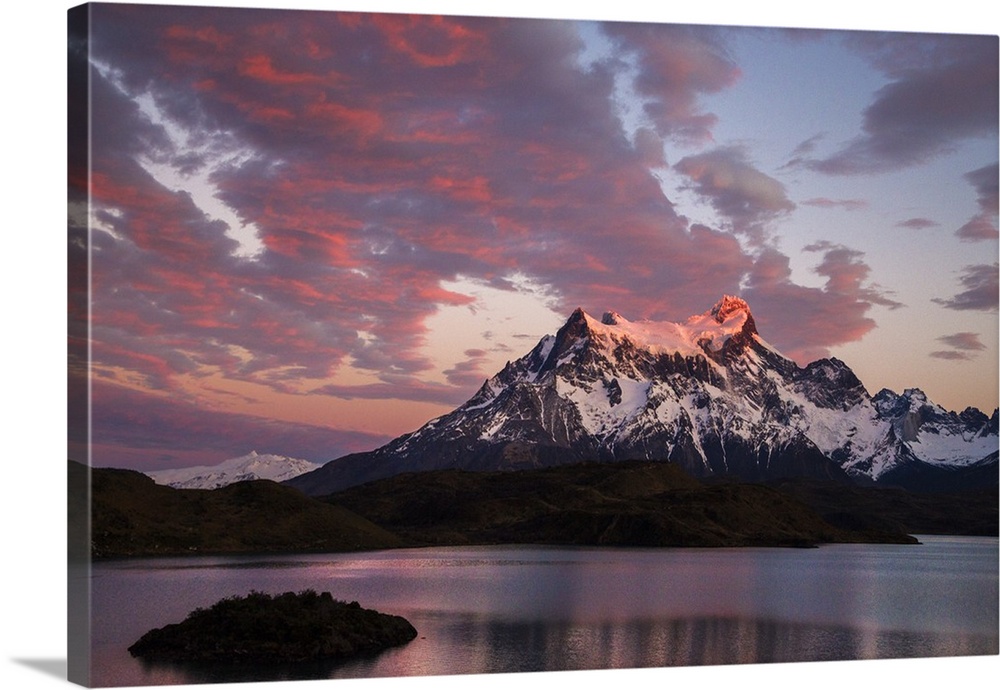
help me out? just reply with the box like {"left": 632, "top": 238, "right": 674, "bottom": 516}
{"left": 896, "top": 218, "right": 938, "bottom": 229}
{"left": 956, "top": 163, "right": 999, "bottom": 241}
{"left": 929, "top": 331, "right": 986, "bottom": 361}
{"left": 807, "top": 33, "right": 998, "bottom": 174}
{"left": 933, "top": 263, "right": 999, "bottom": 312}
{"left": 674, "top": 147, "right": 795, "bottom": 238}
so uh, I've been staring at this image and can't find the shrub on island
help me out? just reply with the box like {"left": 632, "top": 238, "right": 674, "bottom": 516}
{"left": 128, "top": 590, "right": 417, "bottom": 663}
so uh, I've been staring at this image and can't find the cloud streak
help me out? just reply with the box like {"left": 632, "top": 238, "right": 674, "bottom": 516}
{"left": 800, "top": 197, "right": 868, "bottom": 211}
{"left": 896, "top": 218, "right": 938, "bottom": 230}
{"left": 79, "top": 382, "right": 391, "bottom": 471}
{"left": 929, "top": 332, "right": 985, "bottom": 361}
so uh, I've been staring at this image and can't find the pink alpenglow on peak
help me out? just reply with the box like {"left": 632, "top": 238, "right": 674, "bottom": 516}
{"left": 576, "top": 296, "right": 759, "bottom": 360}
{"left": 711, "top": 295, "right": 753, "bottom": 323}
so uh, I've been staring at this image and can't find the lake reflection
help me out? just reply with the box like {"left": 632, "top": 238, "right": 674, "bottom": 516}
{"left": 89, "top": 536, "right": 999, "bottom": 687}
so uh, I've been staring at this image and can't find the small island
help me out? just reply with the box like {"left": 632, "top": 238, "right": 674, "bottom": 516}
{"left": 128, "top": 590, "right": 417, "bottom": 664}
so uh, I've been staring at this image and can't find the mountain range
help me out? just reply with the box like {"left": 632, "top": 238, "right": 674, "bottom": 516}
{"left": 288, "top": 296, "right": 998, "bottom": 496}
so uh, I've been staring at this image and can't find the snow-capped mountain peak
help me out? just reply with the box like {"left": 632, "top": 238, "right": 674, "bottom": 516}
{"left": 710, "top": 294, "right": 753, "bottom": 324}
{"left": 551, "top": 298, "right": 761, "bottom": 367}
{"left": 147, "top": 452, "right": 322, "bottom": 490}
{"left": 286, "top": 296, "right": 998, "bottom": 496}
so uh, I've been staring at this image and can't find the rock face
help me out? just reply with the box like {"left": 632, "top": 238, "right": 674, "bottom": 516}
{"left": 288, "top": 296, "right": 998, "bottom": 495}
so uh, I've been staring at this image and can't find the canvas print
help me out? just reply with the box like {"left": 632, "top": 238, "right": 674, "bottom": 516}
{"left": 67, "top": 2, "right": 999, "bottom": 687}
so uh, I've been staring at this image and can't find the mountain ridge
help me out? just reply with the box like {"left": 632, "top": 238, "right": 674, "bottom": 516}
{"left": 287, "top": 296, "right": 998, "bottom": 496}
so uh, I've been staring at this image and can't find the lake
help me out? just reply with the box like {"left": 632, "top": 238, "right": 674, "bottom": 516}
{"left": 88, "top": 535, "right": 998, "bottom": 687}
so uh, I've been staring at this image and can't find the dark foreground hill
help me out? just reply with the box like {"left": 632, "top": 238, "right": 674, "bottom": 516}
{"left": 75, "top": 461, "right": 404, "bottom": 558}
{"left": 77, "top": 458, "right": 994, "bottom": 558}
{"left": 325, "top": 461, "right": 918, "bottom": 548}
{"left": 770, "top": 478, "right": 998, "bottom": 537}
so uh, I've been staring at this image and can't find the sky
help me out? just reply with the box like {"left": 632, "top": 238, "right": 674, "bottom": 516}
{"left": 67, "top": 0, "right": 999, "bottom": 471}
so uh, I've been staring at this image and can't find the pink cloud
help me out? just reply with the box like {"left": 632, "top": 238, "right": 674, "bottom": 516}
{"left": 369, "top": 13, "right": 490, "bottom": 68}
{"left": 744, "top": 244, "right": 902, "bottom": 363}
{"left": 603, "top": 23, "right": 741, "bottom": 144}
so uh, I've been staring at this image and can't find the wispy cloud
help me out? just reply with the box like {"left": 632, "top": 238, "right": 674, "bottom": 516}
{"left": 938, "top": 332, "right": 986, "bottom": 350}
{"left": 929, "top": 350, "right": 973, "bottom": 361}
{"left": 442, "top": 349, "right": 493, "bottom": 388}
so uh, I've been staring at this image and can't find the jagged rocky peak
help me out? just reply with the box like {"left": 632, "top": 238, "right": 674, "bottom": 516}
{"left": 556, "top": 307, "right": 592, "bottom": 339}
{"left": 542, "top": 296, "right": 767, "bottom": 368}
{"left": 710, "top": 294, "right": 751, "bottom": 321}
{"left": 708, "top": 295, "right": 757, "bottom": 336}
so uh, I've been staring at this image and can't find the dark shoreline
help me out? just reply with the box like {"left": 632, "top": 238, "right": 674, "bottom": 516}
{"left": 74, "top": 459, "right": 1000, "bottom": 560}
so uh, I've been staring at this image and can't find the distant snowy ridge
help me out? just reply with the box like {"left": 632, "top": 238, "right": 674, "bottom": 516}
{"left": 146, "top": 451, "right": 322, "bottom": 489}
{"left": 287, "top": 296, "right": 998, "bottom": 496}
